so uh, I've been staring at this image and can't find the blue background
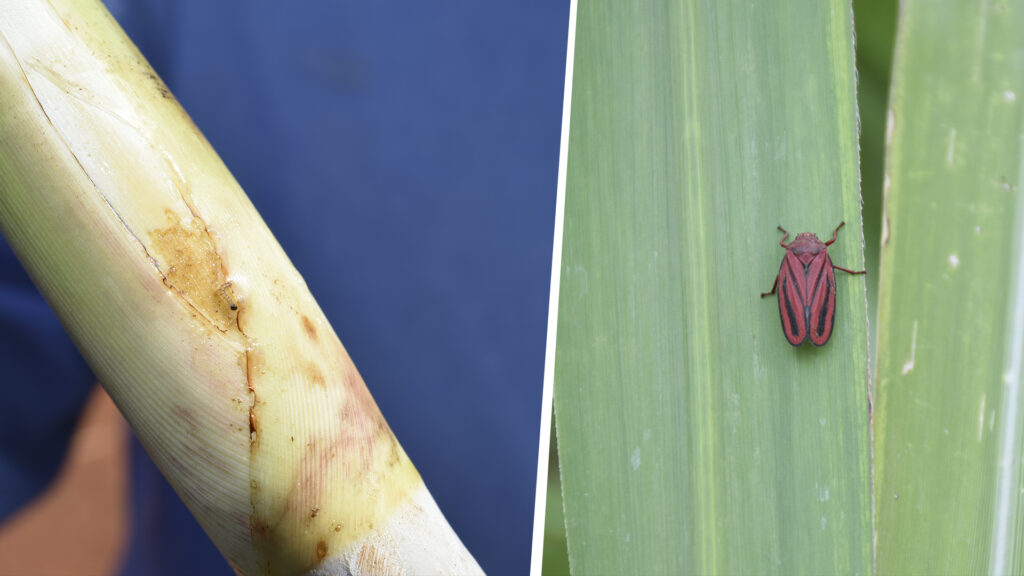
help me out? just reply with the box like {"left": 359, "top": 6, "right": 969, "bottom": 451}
{"left": 0, "top": 2, "right": 568, "bottom": 574}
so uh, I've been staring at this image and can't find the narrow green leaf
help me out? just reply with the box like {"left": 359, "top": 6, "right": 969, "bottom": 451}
{"left": 852, "top": 0, "right": 898, "bottom": 367}
{"left": 553, "top": 1, "right": 870, "bottom": 574}
{"left": 874, "top": 1, "right": 1024, "bottom": 573}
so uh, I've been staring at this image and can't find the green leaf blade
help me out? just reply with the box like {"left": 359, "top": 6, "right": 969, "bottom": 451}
{"left": 553, "top": 1, "right": 871, "bottom": 574}
{"left": 875, "top": 1, "right": 1024, "bottom": 574}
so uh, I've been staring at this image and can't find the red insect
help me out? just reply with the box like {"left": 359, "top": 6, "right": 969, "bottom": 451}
{"left": 761, "top": 221, "right": 865, "bottom": 346}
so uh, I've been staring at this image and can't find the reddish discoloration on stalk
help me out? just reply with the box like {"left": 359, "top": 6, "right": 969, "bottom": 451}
{"left": 171, "top": 405, "right": 198, "bottom": 435}
{"left": 165, "top": 404, "right": 235, "bottom": 486}
{"left": 357, "top": 543, "right": 402, "bottom": 576}
{"left": 180, "top": 441, "right": 234, "bottom": 480}
{"left": 294, "top": 365, "right": 392, "bottom": 497}
{"left": 245, "top": 330, "right": 418, "bottom": 573}
{"left": 251, "top": 517, "right": 270, "bottom": 541}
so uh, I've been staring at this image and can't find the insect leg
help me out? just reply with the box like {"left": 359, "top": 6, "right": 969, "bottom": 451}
{"left": 825, "top": 221, "right": 847, "bottom": 246}
{"left": 761, "top": 274, "right": 780, "bottom": 297}
{"left": 833, "top": 265, "right": 866, "bottom": 275}
{"left": 777, "top": 226, "right": 791, "bottom": 248}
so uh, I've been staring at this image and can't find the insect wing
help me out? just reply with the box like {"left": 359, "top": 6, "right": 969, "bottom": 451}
{"left": 777, "top": 251, "right": 807, "bottom": 346}
{"left": 808, "top": 252, "right": 837, "bottom": 346}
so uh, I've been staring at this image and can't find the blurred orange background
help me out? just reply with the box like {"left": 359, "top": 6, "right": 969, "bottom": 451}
{"left": 0, "top": 387, "right": 127, "bottom": 576}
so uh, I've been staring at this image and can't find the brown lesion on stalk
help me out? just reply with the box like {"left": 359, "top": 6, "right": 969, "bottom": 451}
{"left": 307, "top": 363, "right": 327, "bottom": 388}
{"left": 149, "top": 210, "right": 239, "bottom": 332}
{"left": 148, "top": 209, "right": 257, "bottom": 447}
{"left": 244, "top": 346, "right": 261, "bottom": 450}
{"left": 144, "top": 70, "right": 172, "bottom": 100}
{"left": 301, "top": 315, "right": 318, "bottom": 341}
{"left": 245, "top": 347, "right": 261, "bottom": 393}
{"left": 250, "top": 517, "right": 271, "bottom": 541}
{"left": 149, "top": 211, "right": 266, "bottom": 565}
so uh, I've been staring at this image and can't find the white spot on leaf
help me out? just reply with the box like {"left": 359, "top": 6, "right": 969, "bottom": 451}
{"left": 902, "top": 321, "right": 919, "bottom": 375}
{"left": 980, "top": 394, "right": 987, "bottom": 441}
{"left": 949, "top": 254, "right": 960, "bottom": 268}
{"left": 630, "top": 447, "right": 641, "bottom": 471}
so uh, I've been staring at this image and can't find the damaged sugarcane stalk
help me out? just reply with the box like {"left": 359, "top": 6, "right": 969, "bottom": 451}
{"left": 0, "top": 1, "right": 482, "bottom": 574}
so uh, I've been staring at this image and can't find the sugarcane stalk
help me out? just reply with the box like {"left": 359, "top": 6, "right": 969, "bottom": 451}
{"left": 0, "top": 1, "right": 483, "bottom": 574}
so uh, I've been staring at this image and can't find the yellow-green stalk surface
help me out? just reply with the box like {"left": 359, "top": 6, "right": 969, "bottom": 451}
{"left": 0, "top": 1, "right": 481, "bottom": 574}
